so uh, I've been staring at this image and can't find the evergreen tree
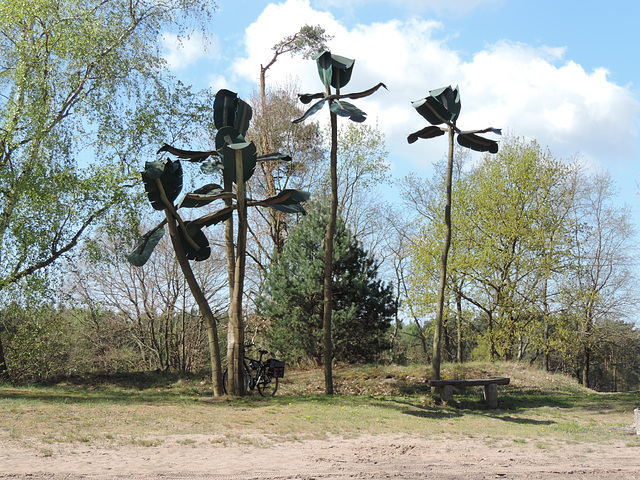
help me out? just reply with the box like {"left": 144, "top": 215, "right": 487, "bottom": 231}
{"left": 258, "top": 205, "right": 396, "bottom": 365}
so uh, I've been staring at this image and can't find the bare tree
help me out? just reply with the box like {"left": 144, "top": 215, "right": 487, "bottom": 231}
{"left": 68, "top": 223, "right": 227, "bottom": 372}
{"left": 252, "top": 26, "right": 331, "bottom": 258}
{"left": 247, "top": 81, "right": 326, "bottom": 263}
{"left": 563, "top": 170, "right": 638, "bottom": 388}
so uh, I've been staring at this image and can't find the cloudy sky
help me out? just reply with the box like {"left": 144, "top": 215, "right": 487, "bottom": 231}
{"left": 163, "top": 0, "right": 640, "bottom": 224}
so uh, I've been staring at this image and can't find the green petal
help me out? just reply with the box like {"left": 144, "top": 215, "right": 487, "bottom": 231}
{"left": 457, "top": 133, "right": 499, "bottom": 153}
{"left": 292, "top": 99, "right": 326, "bottom": 124}
{"left": 142, "top": 159, "right": 183, "bottom": 210}
{"left": 222, "top": 141, "right": 257, "bottom": 184}
{"left": 407, "top": 126, "right": 445, "bottom": 144}
{"left": 181, "top": 184, "right": 224, "bottom": 208}
{"left": 330, "top": 100, "right": 366, "bottom": 122}
{"left": 126, "top": 228, "right": 165, "bottom": 266}
{"left": 181, "top": 223, "right": 211, "bottom": 261}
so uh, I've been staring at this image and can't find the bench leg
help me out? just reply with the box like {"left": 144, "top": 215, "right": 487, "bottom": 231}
{"left": 484, "top": 383, "right": 498, "bottom": 408}
{"left": 441, "top": 384, "right": 453, "bottom": 403}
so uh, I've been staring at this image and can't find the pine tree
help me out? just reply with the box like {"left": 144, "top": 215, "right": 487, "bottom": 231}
{"left": 257, "top": 205, "right": 396, "bottom": 365}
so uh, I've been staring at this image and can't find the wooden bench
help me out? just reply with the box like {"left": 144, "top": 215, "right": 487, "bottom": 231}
{"left": 428, "top": 377, "right": 510, "bottom": 409}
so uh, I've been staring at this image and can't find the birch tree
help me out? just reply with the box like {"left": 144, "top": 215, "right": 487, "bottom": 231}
{"left": 0, "top": 0, "right": 215, "bottom": 379}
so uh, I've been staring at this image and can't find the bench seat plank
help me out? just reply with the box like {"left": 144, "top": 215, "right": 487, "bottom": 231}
{"left": 428, "top": 377, "right": 510, "bottom": 408}
{"left": 428, "top": 377, "right": 510, "bottom": 387}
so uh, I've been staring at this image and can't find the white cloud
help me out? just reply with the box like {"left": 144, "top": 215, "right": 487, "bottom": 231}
{"left": 208, "top": 73, "right": 233, "bottom": 93}
{"left": 161, "top": 32, "right": 220, "bottom": 70}
{"left": 235, "top": 0, "right": 640, "bottom": 175}
{"left": 459, "top": 42, "right": 639, "bottom": 166}
{"left": 237, "top": 0, "right": 342, "bottom": 88}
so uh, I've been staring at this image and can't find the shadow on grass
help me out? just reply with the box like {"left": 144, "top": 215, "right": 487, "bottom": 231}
{"left": 0, "top": 371, "right": 210, "bottom": 405}
{"left": 3, "top": 369, "right": 638, "bottom": 417}
{"left": 0, "top": 387, "right": 181, "bottom": 405}
{"left": 442, "top": 385, "right": 578, "bottom": 412}
{"left": 491, "top": 415, "right": 555, "bottom": 425}
{"left": 380, "top": 397, "right": 465, "bottom": 419}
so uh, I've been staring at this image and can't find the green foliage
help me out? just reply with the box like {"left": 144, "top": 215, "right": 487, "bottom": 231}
{"left": 0, "top": 0, "right": 216, "bottom": 294}
{"left": 62, "top": 308, "right": 143, "bottom": 376}
{"left": 0, "top": 303, "right": 68, "bottom": 382}
{"left": 334, "top": 122, "right": 390, "bottom": 189}
{"left": 409, "top": 136, "right": 575, "bottom": 360}
{"left": 556, "top": 171, "right": 638, "bottom": 387}
{"left": 0, "top": 299, "right": 219, "bottom": 383}
{"left": 258, "top": 204, "right": 396, "bottom": 365}
{"left": 271, "top": 24, "right": 332, "bottom": 61}
{"left": 405, "top": 135, "right": 639, "bottom": 390}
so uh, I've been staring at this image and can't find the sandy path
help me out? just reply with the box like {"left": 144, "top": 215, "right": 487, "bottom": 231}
{"left": 1, "top": 434, "right": 639, "bottom": 479}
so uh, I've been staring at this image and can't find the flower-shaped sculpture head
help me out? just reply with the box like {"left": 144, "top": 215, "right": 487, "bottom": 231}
{"left": 128, "top": 89, "right": 310, "bottom": 266}
{"left": 408, "top": 84, "right": 500, "bottom": 154}
{"left": 293, "top": 51, "right": 386, "bottom": 125}
{"left": 213, "top": 89, "right": 257, "bottom": 184}
{"left": 412, "top": 85, "right": 461, "bottom": 127}
{"left": 316, "top": 51, "right": 354, "bottom": 90}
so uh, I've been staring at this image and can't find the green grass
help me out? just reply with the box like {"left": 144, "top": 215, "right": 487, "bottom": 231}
{"left": 1, "top": 362, "right": 638, "bottom": 448}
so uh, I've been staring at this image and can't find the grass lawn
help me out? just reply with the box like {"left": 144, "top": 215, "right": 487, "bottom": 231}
{"left": 1, "top": 362, "right": 639, "bottom": 449}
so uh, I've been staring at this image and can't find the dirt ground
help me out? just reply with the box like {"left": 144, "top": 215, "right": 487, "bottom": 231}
{"left": 1, "top": 433, "right": 639, "bottom": 479}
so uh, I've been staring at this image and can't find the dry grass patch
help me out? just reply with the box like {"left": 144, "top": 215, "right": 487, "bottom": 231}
{"left": 1, "top": 362, "right": 638, "bottom": 449}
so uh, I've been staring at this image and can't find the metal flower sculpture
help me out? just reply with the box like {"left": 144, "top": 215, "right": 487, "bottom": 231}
{"left": 293, "top": 51, "right": 386, "bottom": 394}
{"left": 293, "top": 51, "right": 386, "bottom": 125}
{"left": 128, "top": 89, "right": 310, "bottom": 396}
{"left": 408, "top": 85, "right": 501, "bottom": 385}
{"left": 408, "top": 85, "right": 501, "bottom": 151}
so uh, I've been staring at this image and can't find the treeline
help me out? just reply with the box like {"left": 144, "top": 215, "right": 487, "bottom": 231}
{"left": 2, "top": 107, "right": 638, "bottom": 393}
{"left": 1, "top": 131, "right": 638, "bottom": 392}
{"left": 0, "top": 302, "right": 212, "bottom": 380}
{"left": 400, "top": 138, "right": 640, "bottom": 391}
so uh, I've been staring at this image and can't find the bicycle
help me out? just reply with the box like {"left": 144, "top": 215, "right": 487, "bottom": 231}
{"left": 222, "top": 343, "right": 285, "bottom": 396}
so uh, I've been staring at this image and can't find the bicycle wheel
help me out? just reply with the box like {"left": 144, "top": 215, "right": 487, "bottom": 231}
{"left": 256, "top": 373, "right": 279, "bottom": 397}
{"left": 222, "top": 366, "right": 251, "bottom": 394}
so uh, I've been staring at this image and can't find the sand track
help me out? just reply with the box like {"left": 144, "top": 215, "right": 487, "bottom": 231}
{"left": 2, "top": 434, "right": 639, "bottom": 479}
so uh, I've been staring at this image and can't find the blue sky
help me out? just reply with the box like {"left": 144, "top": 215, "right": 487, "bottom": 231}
{"left": 163, "top": 0, "right": 640, "bottom": 228}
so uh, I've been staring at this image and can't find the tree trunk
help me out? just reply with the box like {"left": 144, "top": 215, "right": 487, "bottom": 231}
{"left": 0, "top": 332, "right": 8, "bottom": 381}
{"left": 322, "top": 108, "right": 338, "bottom": 395}
{"left": 163, "top": 210, "right": 223, "bottom": 396}
{"left": 443, "top": 308, "right": 450, "bottom": 362}
{"left": 431, "top": 127, "right": 455, "bottom": 384}
{"left": 583, "top": 346, "right": 591, "bottom": 388}
{"left": 456, "top": 291, "right": 463, "bottom": 363}
{"left": 487, "top": 312, "right": 496, "bottom": 362}
{"left": 582, "top": 310, "right": 593, "bottom": 389}
{"left": 413, "top": 317, "right": 429, "bottom": 357}
{"left": 222, "top": 170, "right": 236, "bottom": 390}
{"left": 544, "top": 323, "right": 550, "bottom": 372}
{"left": 227, "top": 149, "right": 248, "bottom": 396}
{"left": 542, "top": 279, "right": 550, "bottom": 372}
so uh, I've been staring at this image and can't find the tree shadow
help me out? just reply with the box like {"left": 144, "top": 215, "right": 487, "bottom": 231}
{"left": 375, "top": 397, "right": 465, "bottom": 419}
{"left": 0, "top": 371, "right": 207, "bottom": 405}
{"left": 0, "top": 387, "right": 174, "bottom": 404}
{"left": 490, "top": 414, "right": 555, "bottom": 425}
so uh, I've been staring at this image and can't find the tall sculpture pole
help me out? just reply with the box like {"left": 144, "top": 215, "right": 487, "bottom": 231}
{"left": 408, "top": 85, "right": 501, "bottom": 385}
